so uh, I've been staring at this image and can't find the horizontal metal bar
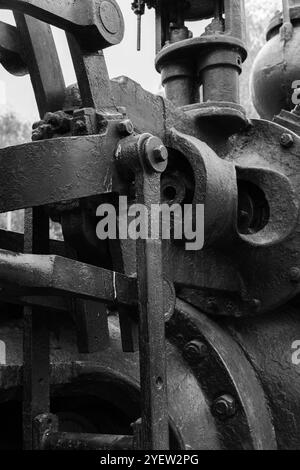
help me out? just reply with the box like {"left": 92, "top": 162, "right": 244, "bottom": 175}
{"left": 0, "top": 0, "right": 124, "bottom": 51}
{"left": 0, "top": 126, "right": 119, "bottom": 213}
{"left": 43, "top": 432, "right": 133, "bottom": 450}
{"left": 0, "top": 249, "right": 137, "bottom": 307}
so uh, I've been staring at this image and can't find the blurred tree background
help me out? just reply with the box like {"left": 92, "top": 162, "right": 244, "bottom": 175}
{"left": 0, "top": 112, "right": 62, "bottom": 239}
{"left": 0, "top": 0, "right": 283, "bottom": 239}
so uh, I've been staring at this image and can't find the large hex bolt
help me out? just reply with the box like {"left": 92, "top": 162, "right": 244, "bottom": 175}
{"left": 144, "top": 136, "right": 168, "bottom": 173}
{"left": 183, "top": 340, "right": 208, "bottom": 363}
{"left": 212, "top": 394, "right": 236, "bottom": 419}
{"left": 153, "top": 145, "right": 168, "bottom": 163}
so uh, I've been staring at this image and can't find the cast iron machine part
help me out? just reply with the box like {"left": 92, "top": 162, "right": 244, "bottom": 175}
{"left": 0, "top": 0, "right": 299, "bottom": 450}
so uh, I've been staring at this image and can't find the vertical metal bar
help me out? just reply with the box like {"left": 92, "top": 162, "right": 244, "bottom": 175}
{"left": 137, "top": 14, "right": 142, "bottom": 51}
{"left": 14, "top": 13, "right": 66, "bottom": 117}
{"left": 135, "top": 170, "right": 169, "bottom": 450}
{"left": 223, "top": 0, "right": 246, "bottom": 42}
{"left": 282, "top": 0, "right": 291, "bottom": 23}
{"left": 23, "top": 208, "right": 50, "bottom": 450}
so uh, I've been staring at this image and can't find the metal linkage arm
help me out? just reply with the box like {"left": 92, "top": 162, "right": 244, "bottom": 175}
{"left": 0, "top": 249, "right": 137, "bottom": 307}
{"left": 0, "top": 0, "right": 124, "bottom": 51}
{"left": 0, "top": 122, "right": 120, "bottom": 213}
{"left": 116, "top": 134, "right": 170, "bottom": 450}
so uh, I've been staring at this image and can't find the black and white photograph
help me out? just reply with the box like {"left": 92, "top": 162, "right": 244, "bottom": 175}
{"left": 0, "top": 0, "right": 299, "bottom": 458}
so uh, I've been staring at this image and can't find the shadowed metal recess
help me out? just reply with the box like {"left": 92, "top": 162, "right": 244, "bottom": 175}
{"left": 0, "top": 0, "right": 299, "bottom": 451}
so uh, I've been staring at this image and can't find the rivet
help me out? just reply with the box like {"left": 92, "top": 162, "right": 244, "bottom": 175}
{"left": 280, "top": 133, "right": 294, "bottom": 148}
{"left": 290, "top": 267, "right": 300, "bottom": 283}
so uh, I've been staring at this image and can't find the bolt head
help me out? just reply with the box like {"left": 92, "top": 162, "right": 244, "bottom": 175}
{"left": 118, "top": 119, "right": 134, "bottom": 136}
{"left": 144, "top": 136, "right": 168, "bottom": 173}
{"left": 183, "top": 340, "right": 208, "bottom": 363}
{"left": 280, "top": 133, "right": 294, "bottom": 148}
{"left": 153, "top": 145, "right": 168, "bottom": 163}
{"left": 290, "top": 267, "right": 300, "bottom": 283}
{"left": 212, "top": 394, "right": 236, "bottom": 419}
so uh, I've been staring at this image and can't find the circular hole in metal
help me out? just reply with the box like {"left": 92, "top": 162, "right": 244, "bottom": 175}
{"left": 156, "top": 377, "right": 163, "bottom": 390}
{"left": 237, "top": 180, "right": 270, "bottom": 235}
{"left": 163, "top": 186, "right": 177, "bottom": 202}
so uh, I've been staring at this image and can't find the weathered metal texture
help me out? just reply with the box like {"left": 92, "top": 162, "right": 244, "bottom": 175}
{"left": 0, "top": 0, "right": 124, "bottom": 51}
{"left": 168, "top": 300, "right": 277, "bottom": 450}
{"left": 274, "top": 108, "right": 300, "bottom": 136}
{"left": 23, "top": 207, "right": 50, "bottom": 450}
{"left": 227, "top": 119, "right": 300, "bottom": 313}
{"left": 0, "top": 123, "right": 121, "bottom": 213}
{"left": 0, "top": 314, "right": 223, "bottom": 450}
{"left": 152, "top": 0, "right": 247, "bottom": 134}
{"left": 166, "top": 128, "right": 237, "bottom": 247}
{"left": 0, "top": 249, "right": 137, "bottom": 307}
{"left": 0, "top": 21, "right": 27, "bottom": 75}
{"left": 116, "top": 134, "right": 169, "bottom": 450}
{"left": 14, "top": 13, "right": 66, "bottom": 117}
{"left": 6, "top": 301, "right": 300, "bottom": 450}
{"left": 221, "top": 301, "right": 300, "bottom": 449}
{"left": 34, "top": 414, "right": 134, "bottom": 450}
{"left": 251, "top": 4, "right": 300, "bottom": 119}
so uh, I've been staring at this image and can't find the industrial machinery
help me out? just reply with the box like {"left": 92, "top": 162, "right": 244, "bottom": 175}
{"left": 0, "top": 0, "right": 299, "bottom": 451}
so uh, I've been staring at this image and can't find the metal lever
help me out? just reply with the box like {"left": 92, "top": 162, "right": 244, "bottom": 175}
{"left": 0, "top": 0, "right": 124, "bottom": 51}
{"left": 116, "top": 134, "right": 169, "bottom": 450}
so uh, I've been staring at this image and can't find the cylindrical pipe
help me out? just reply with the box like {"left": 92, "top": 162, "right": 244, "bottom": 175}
{"left": 201, "top": 67, "right": 240, "bottom": 103}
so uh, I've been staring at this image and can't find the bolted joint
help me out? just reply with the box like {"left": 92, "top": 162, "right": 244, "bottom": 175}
{"left": 280, "top": 132, "right": 294, "bottom": 148}
{"left": 115, "top": 133, "right": 168, "bottom": 175}
{"left": 153, "top": 145, "right": 168, "bottom": 163}
{"left": 183, "top": 340, "right": 208, "bottom": 363}
{"left": 212, "top": 395, "right": 236, "bottom": 420}
{"left": 143, "top": 136, "right": 168, "bottom": 173}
